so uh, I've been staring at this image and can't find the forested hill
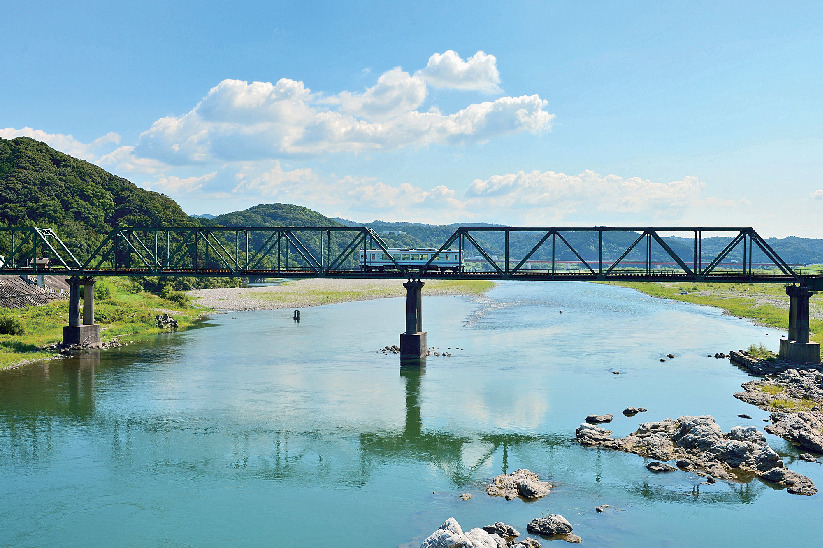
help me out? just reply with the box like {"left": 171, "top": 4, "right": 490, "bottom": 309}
{"left": 207, "top": 203, "right": 341, "bottom": 228}
{"left": 0, "top": 137, "right": 193, "bottom": 244}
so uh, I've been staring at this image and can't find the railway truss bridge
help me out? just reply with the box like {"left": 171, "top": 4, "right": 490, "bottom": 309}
{"left": 1, "top": 225, "right": 820, "bottom": 363}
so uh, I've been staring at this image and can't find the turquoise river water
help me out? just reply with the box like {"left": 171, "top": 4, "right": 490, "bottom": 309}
{"left": 1, "top": 281, "right": 822, "bottom": 546}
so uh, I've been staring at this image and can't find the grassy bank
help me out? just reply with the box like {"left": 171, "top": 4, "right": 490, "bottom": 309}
{"left": 613, "top": 280, "right": 821, "bottom": 342}
{"left": 0, "top": 277, "right": 208, "bottom": 370}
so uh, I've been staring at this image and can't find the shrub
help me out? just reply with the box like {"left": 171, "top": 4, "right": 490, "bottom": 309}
{"left": 0, "top": 314, "right": 25, "bottom": 335}
{"left": 160, "top": 284, "right": 190, "bottom": 306}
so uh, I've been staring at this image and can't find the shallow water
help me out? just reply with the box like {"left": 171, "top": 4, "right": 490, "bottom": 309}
{"left": 1, "top": 281, "right": 821, "bottom": 546}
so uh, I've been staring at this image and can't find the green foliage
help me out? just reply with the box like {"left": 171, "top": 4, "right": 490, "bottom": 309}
{"left": 746, "top": 342, "right": 777, "bottom": 361}
{"left": 160, "top": 284, "right": 190, "bottom": 306}
{"left": 0, "top": 137, "right": 194, "bottom": 244}
{"left": 0, "top": 314, "right": 25, "bottom": 335}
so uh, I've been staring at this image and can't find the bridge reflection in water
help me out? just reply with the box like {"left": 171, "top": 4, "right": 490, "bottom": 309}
{"left": 0, "top": 353, "right": 768, "bottom": 505}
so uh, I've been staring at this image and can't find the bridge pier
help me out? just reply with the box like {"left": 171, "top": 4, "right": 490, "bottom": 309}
{"left": 400, "top": 280, "right": 427, "bottom": 362}
{"left": 779, "top": 284, "right": 820, "bottom": 364}
{"left": 63, "top": 277, "right": 101, "bottom": 347}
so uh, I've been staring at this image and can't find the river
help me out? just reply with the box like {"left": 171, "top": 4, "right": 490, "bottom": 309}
{"left": 1, "top": 281, "right": 821, "bottom": 546}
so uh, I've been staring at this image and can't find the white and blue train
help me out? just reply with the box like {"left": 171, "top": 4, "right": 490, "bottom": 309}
{"left": 359, "top": 248, "right": 461, "bottom": 272}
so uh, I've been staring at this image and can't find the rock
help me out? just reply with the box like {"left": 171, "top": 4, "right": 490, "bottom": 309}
{"left": 575, "top": 423, "right": 614, "bottom": 446}
{"left": 766, "top": 412, "right": 823, "bottom": 454}
{"left": 738, "top": 414, "right": 752, "bottom": 419}
{"left": 585, "top": 414, "right": 614, "bottom": 424}
{"left": 667, "top": 353, "right": 675, "bottom": 359}
{"left": 482, "top": 522, "right": 519, "bottom": 540}
{"left": 646, "top": 461, "right": 677, "bottom": 472}
{"left": 527, "top": 514, "right": 573, "bottom": 536}
{"left": 460, "top": 493, "right": 472, "bottom": 500}
{"left": 623, "top": 407, "right": 647, "bottom": 417}
{"left": 561, "top": 534, "right": 583, "bottom": 543}
{"left": 155, "top": 313, "right": 178, "bottom": 329}
{"left": 420, "top": 518, "right": 507, "bottom": 548}
{"left": 486, "top": 469, "right": 552, "bottom": 500}
{"left": 800, "top": 453, "right": 818, "bottom": 462}
{"left": 511, "top": 539, "right": 541, "bottom": 548}
{"left": 760, "top": 467, "right": 818, "bottom": 496}
{"left": 576, "top": 414, "right": 817, "bottom": 496}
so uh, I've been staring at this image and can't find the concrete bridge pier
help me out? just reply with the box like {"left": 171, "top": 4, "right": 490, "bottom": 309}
{"left": 780, "top": 284, "right": 820, "bottom": 364}
{"left": 63, "top": 276, "right": 101, "bottom": 347}
{"left": 400, "top": 280, "right": 427, "bottom": 362}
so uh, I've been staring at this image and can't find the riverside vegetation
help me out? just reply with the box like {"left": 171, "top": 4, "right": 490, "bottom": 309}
{"left": 0, "top": 277, "right": 208, "bottom": 370}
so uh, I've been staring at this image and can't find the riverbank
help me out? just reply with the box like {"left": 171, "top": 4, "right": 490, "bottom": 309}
{"left": 612, "top": 281, "right": 822, "bottom": 343}
{"left": 0, "top": 278, "right": 208, "bottom": 370}
{"left": 187, "top": 278, "right": 495, "bottom": 311}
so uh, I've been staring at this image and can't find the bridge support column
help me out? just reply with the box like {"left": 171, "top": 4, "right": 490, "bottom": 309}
{"left": 780, "top": 285, "right": 819, "bottom": 364}
{"left": 63, "top": 277, "right": 101, "bottom": 347}
{"left": 400, "top": 280, "right": 427, "bottom": 362}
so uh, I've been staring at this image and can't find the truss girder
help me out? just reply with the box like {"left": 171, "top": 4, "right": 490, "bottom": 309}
{"left": 0, "top": 225, "right": 814, "bottom": 286}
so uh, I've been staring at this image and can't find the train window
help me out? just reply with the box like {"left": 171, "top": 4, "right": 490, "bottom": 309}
{"left": 393, "top": 254, "right": 401, "bottom": 260}
{"left": 402, "top": 254, "right": 410, "bottom": 260}
{"left": 382, "top": 253, "right": 391, "bottom": 261}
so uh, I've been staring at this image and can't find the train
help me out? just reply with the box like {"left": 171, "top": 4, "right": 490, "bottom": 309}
{"left": 359, "top": 248, "right": 462, "bottom": 272}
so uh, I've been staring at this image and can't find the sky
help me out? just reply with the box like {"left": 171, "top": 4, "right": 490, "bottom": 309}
{"left": 1, "top": 1, "right": 822, "bottom": 237}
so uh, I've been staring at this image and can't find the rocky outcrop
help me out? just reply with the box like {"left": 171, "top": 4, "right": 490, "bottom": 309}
{"left": 481, "top": 523, "right": 520, "bottom": 542}
{"left": 526, "top": 515, "right": 572, "bottom": 536}
{"left": 420, "top": 518, "right": 506, "bottom": 548}
{"left": 765, "top": 412, "right": 823, "bottom": 454}
{"left": 585, "top": 414, "right": 613, "bottom": 424}
{"left": 575, "top": 415, "right": 817, "bottom": 495}
{"left": 486, "top": 469, "right": 551, "bottom": 501}
{"left": 526, "top": 515, "right": 580, "bottom": 543}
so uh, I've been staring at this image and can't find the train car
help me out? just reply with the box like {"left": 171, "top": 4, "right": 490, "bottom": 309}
{"left": 359, "top": 248, "right": 461, "bottom": 272}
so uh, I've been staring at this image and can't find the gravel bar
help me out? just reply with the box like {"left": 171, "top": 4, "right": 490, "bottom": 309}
{"left": 187, "top": 278, "right": 488, "bottom": 311}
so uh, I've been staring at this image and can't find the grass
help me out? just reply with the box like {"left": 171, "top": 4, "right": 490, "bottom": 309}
{"left": 758, "top": 384, "right": 784, "bottom": 395}
{"left": 612, "top": 281, "right": 821, "bottom": 343}
{"left": 0, "top": 277, "right": 209, "bottom": 370}
{"left": 746, "top": 342, "right": 778, "bottom": 361}
{"left": 771, "top": 398, "right": 817, "bottom": 412}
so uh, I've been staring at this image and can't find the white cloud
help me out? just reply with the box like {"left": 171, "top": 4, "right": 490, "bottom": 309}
{"left": 133, "top": 51, "right": 551, "bottom": 164}
{"left": 144, "top": 172, "right": 216, "bottom": 195}
{"left": 0, "top": 127, "right": 120, "bottom": 162}
{"left": 466, "top": 170, "right": 708, "bottom": 222}
{"left": 812, "top": 189, "right": 823, "bottom": 199}
{"left": 416, "top": 50, "right": 501, "bottom": 92}
{"left": 97, "top": 145, "right": 169, "bottom": 174}
{"left": 328, "top": 67, "right": 427, "bottom": 121}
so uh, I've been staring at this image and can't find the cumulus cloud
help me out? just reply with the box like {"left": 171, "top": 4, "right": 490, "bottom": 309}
{"left": 328, "top": 67, "right": 427, "bottom": 121}
{"left": 0, "top": 127, "right": 120, "bottom": 162}
{"left": 812, "top": 189, "right": 823, "bottom": 199}
{"left": 466, "top": 170, "right": 707, "bottom": 222}
{"left": 416, "top": 50, "right": 501, "bottom": 92}
{"left": 133, "top": 51, "right": 551, "bottom": 164}
{"left": 229, "top": 163, "right": 465, "bottom": 223}
{"left": 144, "top": 172, "right": 216, "bottom": 194}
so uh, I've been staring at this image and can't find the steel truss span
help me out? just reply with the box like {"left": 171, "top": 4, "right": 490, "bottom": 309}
{"left": 0, "top": 225, "right": 820, "bottom": 289}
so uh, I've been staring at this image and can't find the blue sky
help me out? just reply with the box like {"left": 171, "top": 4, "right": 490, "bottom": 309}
{"left": 2, "top": 1, "right": 822, "bottom": 236}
